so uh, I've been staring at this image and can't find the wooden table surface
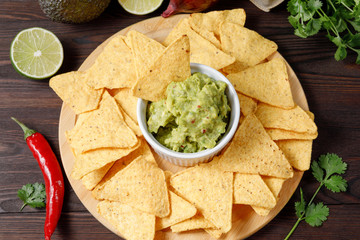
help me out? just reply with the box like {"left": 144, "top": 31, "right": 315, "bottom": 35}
{"left": 1, "top": 0, "right": 359, "bottom": 239}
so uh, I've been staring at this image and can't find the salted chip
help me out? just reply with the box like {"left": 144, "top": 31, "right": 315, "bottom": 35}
{"left": 93, "top": 156, "right": 169, "bottom": 217}
{"left": 255, "top": 103, "right": 318, "bottom": 134}
{"left": 204, "top": 228, "right": 223, "bottom": 239}
{"left": 219, "top": 113, "right": 294, "bottom": 178}
{"left": 227, "top": 58, "right": 294, "bottom": 109}
{"left": 126, "top": 30, "right": 165, "bottom": 79}
{"left": 118, "top": 105, "right": 142, "bottom": 137}
{"left": 220, "top": 22, "right": 278, "bottom": 73}
{"left": 266, "top": 128, "right": 318, "bottom": 140}
{"left": 97, "top": 201, "right": 155, "bottom": 240}
{"left": 114, "top": 88, "right": 138, "bottom": 124}
{"left": 163, "top": 18, "right": 235, "bottom": 70}
{"left": 190, "top": 9, "right": 246, "bottom": 37}
{"left": 170, "top": 213, "right": 215, "bottom": 232}
{"left": 237, "top": 92, "right": 257, "bottom": 116}
{"left": 132, "top": 35, "right": 191, "bottom": 102}
{"left": 66, "top": 91, "right": 138, "bottom": 153}
{"left": 170, "top": 163, "right": 233, "bottom": 232}
{"left": 155, "top": 191, "right": 197, "bottom": 231}
{"left": 275, "top": 140, "right": 313, "bottom": 171}
{"left": 81, "top": 162, "right": 114, "bottom": 190}
{"left": 85, "top": 35, "right": 135, "bottom": 89}
{"left": 49, "top": 71, "right": 103, "bottom": 114}
{"left": 233, "top": 173, "right": 276, "bottom": 209}
{"left": 252, "top": 177, "right": 286, "bottom": 216}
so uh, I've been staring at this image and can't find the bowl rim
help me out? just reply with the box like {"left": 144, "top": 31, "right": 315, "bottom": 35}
{"left": 137, "top": 62, "right": 240, "bottom": 160}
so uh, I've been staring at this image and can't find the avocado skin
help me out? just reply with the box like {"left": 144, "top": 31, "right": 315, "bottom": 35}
{"left": 39, "top": 0, "right": 111, "bottom": 24}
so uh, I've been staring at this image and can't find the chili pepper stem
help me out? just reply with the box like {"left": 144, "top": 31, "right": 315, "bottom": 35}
{"left": 11, "top": 117, "right": 37, "bottom": 140}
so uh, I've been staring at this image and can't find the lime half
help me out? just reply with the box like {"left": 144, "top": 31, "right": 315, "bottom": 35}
{"left": 118, "top": 0, "right": 163, "bottom": 15}
{"left": 10, "top": 27, "right": 63, "bottom": 79}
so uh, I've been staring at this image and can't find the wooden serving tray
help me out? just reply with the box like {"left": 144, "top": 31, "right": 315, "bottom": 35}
{"left": 58, "top": 14, "right": 308, "bottom": 240}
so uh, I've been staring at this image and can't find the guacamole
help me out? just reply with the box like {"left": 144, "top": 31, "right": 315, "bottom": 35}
{"left": 147, "top": 72, "right": 231, "bottom": 153}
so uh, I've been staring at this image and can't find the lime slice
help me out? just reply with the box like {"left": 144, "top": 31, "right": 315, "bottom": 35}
{"left": 118, "top": 0, "right": 163, "bottom": 15}
{"left": 10, "top": 27, "right": 64, "bottom": 80}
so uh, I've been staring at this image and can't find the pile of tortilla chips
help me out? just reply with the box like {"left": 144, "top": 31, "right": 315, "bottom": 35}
{"left": 50, "top": 8, "right": 318, "bottom": 240}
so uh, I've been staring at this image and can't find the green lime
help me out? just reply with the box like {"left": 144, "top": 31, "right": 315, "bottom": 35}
{"left": 118, "top": 0, "right": 163, "bottom": 15}
{"left": 10, "top": 27, "right": 64, "bottom": 79}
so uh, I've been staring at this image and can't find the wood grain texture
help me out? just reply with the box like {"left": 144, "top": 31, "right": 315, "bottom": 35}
{"left": 0, "top": 0, "right": 359, "bottom": 239}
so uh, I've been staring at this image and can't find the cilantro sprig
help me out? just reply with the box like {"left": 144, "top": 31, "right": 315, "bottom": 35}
{"left": 17, "top": 183, "right": 46, "bottom": 211}
{"left": 284, "top": 153, "right": 348, "bottom": 239}
{"left": 287, "top": 0, "right": 360, "bottom": 64}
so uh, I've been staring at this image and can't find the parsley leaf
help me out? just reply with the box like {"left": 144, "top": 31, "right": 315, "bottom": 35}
{"left": 285, "top": 154, "right": 348, "bottom": 240}
{"left": 305, "top": 202, "right": 329, "bottom": 227}
{"left": 17, "top": 183, "right": 46, "bottom": 211}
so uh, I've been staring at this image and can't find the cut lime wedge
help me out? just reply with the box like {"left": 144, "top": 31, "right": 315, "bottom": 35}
{"left": 10, "top": 27, "right": 64, "bottom": 79}
{"left": 118, "top": 0, "right": 163, "bottom": 15}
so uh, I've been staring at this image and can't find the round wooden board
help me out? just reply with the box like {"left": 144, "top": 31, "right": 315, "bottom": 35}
{"left": 59, "top": 15, "right": 308, "bottom": 240}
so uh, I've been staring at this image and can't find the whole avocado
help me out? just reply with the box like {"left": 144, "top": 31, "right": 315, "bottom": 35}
{"left": 39, "top": 0, "right": 111, "bottom": 24}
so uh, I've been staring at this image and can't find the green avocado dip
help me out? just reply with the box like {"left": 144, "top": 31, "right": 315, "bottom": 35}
{"left": 147, "top": 72, "right": 231, "bottom": 153}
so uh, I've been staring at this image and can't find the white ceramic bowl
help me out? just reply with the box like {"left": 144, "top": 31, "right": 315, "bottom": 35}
{"left": 137, "top": 63, "right": 240, "bottom": 167}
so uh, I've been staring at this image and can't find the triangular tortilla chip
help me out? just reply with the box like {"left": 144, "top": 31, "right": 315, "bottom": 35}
{"left": 170, "top": 164, "right": 233, "bottom": 232}
{"left": 227, "top": 58, "right": 294, "bottom": 109}
{"left": 233, "top": 173, "right": 276, "bottom": 208}
{"left": 155, "top": 191, "right": 197, "bottom": 231}
{"left": 255, "top": 103, "right": 317, "bottom": 134}
{"left": 81, "top": 161, "right": 114, "bottom": 190}
{"left": 93, "top": 156, "right": 169, "bottom": 217}
{"left": 132, "top": 35, "right": 191, "bottom": 102}
{"left": 66, "top": 91, "right": 138, "bottom": 153}
{"left": 190, "top": 9, "right": 246, "bottom": 37}
{"left": 275, "top": 140, "right": 313, "bottom": 171}
{"left": 252, "top": 176, "right": 286, "bottom": 216}
{"left": 118, "top": 104, "right": 142, "bottom": 137}
{"left": 204, "top": 228, "right": 223, "bottom": 239}
{"left": 220, "top": 22, "right": 278, "bottom": 73}
{"left": 126, "top": 30, "right": 165, "bottom": 79}
{"left": 219, "top": 113, "right": 294, "bottom": 178}
{"left": 97, "top": 201, "right": 155, "bottom": 240}
{"left": 237, "top": 92, "right": 257, "bottom": 116}
{"left": 113, "top": 88, "right": 138, "bottom": 124}
{"left": 163, "top": 19, "right": 235, "bottom": 70}
{"left": 266, "top": 128, "right": 318, "bottom": 140}
{"left": 85, "top": 35, "right": 135, "bottom": 89}
{"left": 170, "top": 213, "right": 215, "bottom": 232}
{"left": 49, "top": 71, "right": 103, "bottom": 114}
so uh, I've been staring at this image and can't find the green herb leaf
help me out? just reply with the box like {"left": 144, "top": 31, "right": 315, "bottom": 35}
{"left": 305, "top": 18, "right": 323, "bottom": 36}
{"left": 295, "top": 188, "right": 306, "bottom": 218}
{"left": 305, "top": 202, "right": 329, "bottom": 227}
{"left": 348, "top": 33, "right": 360, "bottom": 47}
{"left": 319, "top": 153, "right": 347, "bottom": 177}
{"left": 17, "top": 183, "right": 46, "bottom": 211}
{"left": 335, "top": 46, "right": 347, "bottom": 60}
{"left": 311, "top": 160, "right": 324, "bottom": 183}
{"left": 324, "top": 175, "right": 348, "bottom": 192}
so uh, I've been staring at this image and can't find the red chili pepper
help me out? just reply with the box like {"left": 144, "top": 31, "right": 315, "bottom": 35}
{"left": 12, "top": 117, "right": 64, "bottom": 240}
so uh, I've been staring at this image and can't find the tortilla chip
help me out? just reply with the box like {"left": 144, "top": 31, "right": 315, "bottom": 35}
{"left": 237, "top": 92, "right": 257, "bottom": 116}
{"left": 227, "top": 58, "right": 294, "bottom": 109}
{"left": 266, "top": 128, "right": 318, "bottom": 140}
{"left": 204, "top": 228, "right": 223, "bottom": 239}
{"left": 66, "top": 91, "right": 138, "bottom": 153}
{"left": 81, "top": 161, "right": 114, "bottom": 190}
{"left": 49, "top": 71, "right": 104, "bottom": 114}
{"left": 113, "top": 88, "right": 138, "bottom": 124}
{"left": 155, "top": 191, "right": 197, "bottom": 231}
{"left": 252, "top": 176, "right": 286, "bottom": 216}
{"left": 126, "top": 30, "right": 165, "bottom": 79}
{"left": 189, "top": 9, "right": 246, "bottom": 38}
{"left": 255, "top": 103, "right": 317, "bottom": 134}
{"left": 85, "top": 35, "right": 135, "bottom": 89}
{"left": 220, "top": 22, "right": 278, "bottom": 73}
{"left": 170, "top": 213, "right": 215, "bottom": 232}
{"left": 163, "top": 18, "right": 235, "bottom": 70}
{"left": 276, "top": 140, "right": 313, "bottom": 171}
{"left": 118, "top": 105, "right": 142, "bottom": 137}
{"left": 97, "top": 201, "right": 155, "bottom": 240}
{"left": 132, "top": 35, "right": 191, "bottom": 102}
{"left": 93, "top": 156, "right": 169, "bottom": 217}
{"left": 170, "top": 163, "right": 233, "bottom": 232}
{"left": 233, "top": 173, "right": 276, "bottom": 208}
{"left": 219, "top": 113, "right": 294, "bottom": 178}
